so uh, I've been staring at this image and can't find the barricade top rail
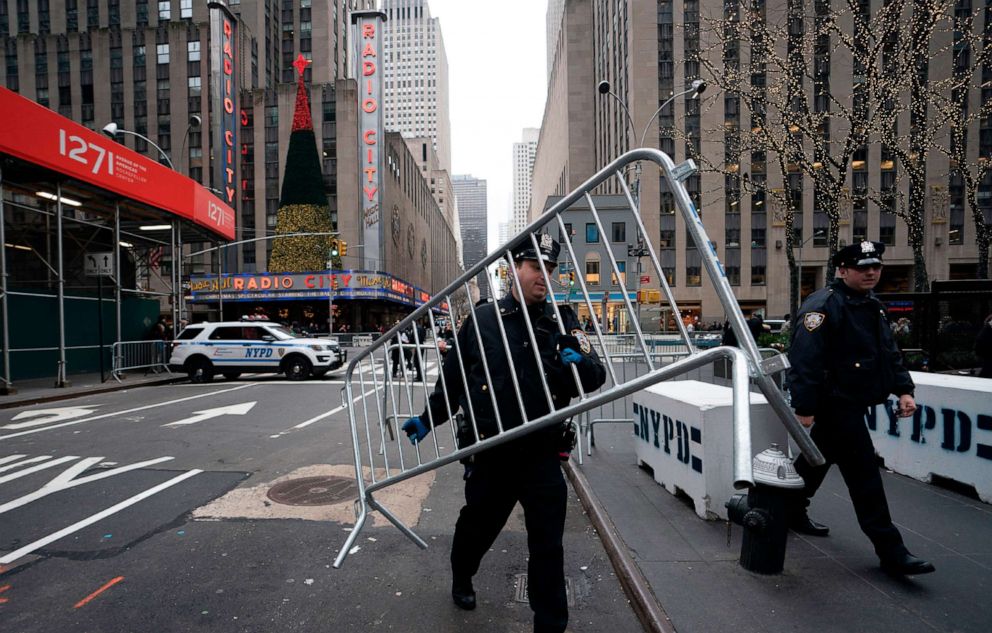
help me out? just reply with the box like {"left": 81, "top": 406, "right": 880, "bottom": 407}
{"left": 333, "top": 148, "right": 822, "bottom": 568}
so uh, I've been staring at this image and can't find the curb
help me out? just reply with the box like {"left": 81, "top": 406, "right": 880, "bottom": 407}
{"left": 563, "top": 459, "right": 677, "bottom": 633}
{"left": 0, "top": 375, "right": 185, "bottom": 409}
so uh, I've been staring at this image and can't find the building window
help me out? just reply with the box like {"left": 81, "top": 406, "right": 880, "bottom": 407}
{"left": 585, "top": 223, "right": 599, "bottom": 243}
{"left": 725, "top": 248, "right": 741, "bottom": 286}
{"left": 561, "top": 223, "right": 572, "bottom": 243}
{"left": 159, "top": 1, "right": 171, "bottom": 20}
{"left": 180, "top": 0, "right": 192, "bottom": 19}
{"left": 611, "top": 261, "right": 626, "bottom": 286}
{"left": 188, "top": 76, "right": 200, "bottom": 96}
{"left": 751, "top": 248, "right": 766, "bottom": 286}
{"left": 187, "top": 40, "right": 200, "bottom": 62}
{"left": 611, "top": 222, "right": 625, "bottom": 243}
{"left": 157, "top": 44, "right": 169, "bottom": 64}
{"left": 585, "top": 258, "right": 601, "bottom": 285}
{"left": 686, "top": 248, "right": 702, "bottom": 286}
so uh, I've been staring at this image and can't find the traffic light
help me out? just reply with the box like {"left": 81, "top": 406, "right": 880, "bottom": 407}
{"left": 339, "top": 240, "right": 347, "bottom": 257}
{"left": 569, "top": 271, "right": 575, "bottom": 286}
{"left": 329, "top": 238, "right": 340, "bottom": 258}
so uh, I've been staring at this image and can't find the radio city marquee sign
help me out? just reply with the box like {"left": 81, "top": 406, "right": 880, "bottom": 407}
{"left": 188, "top": 270, "right": 443, "bottom": 310}
{"left": 209, "top": 1, "right": 238, "bottom": 206}
{"left": 352, "top": 10, "right": 387, "bottom": 270}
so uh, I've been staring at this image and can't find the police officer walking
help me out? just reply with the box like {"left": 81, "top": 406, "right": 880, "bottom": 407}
{"left": 788, "top": 241, "right": 934, "bottom": 575}
{"left": 401, "top": 234, "right": 606, "bottom": 633}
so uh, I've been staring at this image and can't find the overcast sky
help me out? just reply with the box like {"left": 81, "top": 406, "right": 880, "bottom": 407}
{"left": 426, "top": 0, "right": 548, "bottom": 250}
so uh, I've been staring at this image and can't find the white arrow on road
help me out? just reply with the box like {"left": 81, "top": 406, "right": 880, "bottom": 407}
{"left": 163, "top": 402, "right": 257, "bottom": 427}
{"left": 4, "top": 406, "right": 101, "bottom": 430}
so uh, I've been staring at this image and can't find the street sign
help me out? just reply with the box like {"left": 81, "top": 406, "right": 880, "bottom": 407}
{"left": 640, "top": 275, "right": 650, "bottom": 284}
{"left": 84, "top": 252, "right": 115, "bottom": 277}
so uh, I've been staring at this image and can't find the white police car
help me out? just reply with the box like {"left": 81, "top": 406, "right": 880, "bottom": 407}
{"left": 170, "top": 319, "right": 346, "bottom": 383}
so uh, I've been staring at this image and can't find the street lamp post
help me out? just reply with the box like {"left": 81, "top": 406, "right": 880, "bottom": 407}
{"left": 597, "top": 78, "right": 706, "bottom": 207}
{"left": 102, "top": 123, "right": 175, "bottom": 170}
{"left": 597, "top": 78, "right": 705, "bottom": 332}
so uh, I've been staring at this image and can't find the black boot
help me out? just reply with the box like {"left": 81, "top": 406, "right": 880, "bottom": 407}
{"left": 451, "top": 576, "right": 476, "bottom": 610}
{"left": 880, "top": 552, "right": 935, "bottom": 576}
{"left": 790, "top": 514, "right": 830, "bottom": 536}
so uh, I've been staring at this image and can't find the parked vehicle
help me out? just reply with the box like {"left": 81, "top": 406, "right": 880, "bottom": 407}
{"left": 169, "top": 318, "right": 346, "bottom": 383}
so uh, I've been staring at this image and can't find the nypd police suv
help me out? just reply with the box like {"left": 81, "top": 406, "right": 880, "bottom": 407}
{"left": 170, "top": 318, "right": 346, "bottom": 382}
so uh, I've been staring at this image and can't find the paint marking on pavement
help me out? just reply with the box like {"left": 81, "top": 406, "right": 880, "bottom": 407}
{"left": 0, "top": 384, "right": 255, "bottom": 441}
{"left": 0, "top": 455, "right": 51, "bottom": 473}
{"left": 0, "top": 583, "right": 10, "bottom": 603}
{"left": 0, "top": 455, "right": 175, "bottom": 515}
{"left": 266, "top": 387, "right": 378, "bottom": 438}
{"left": 4, "top": 406, "right": 102, "bottom": 430}
{"left": 0, "top": 456, "right": 81, "bottom": 486}
{"left": 163, "top": 402, "right": 257, "bottom": 427}
{"left": 0, "top": 469, "right": 202, "bottom": 565}
{"left": 74, "top": 576, "right": 124, "bottom": 609}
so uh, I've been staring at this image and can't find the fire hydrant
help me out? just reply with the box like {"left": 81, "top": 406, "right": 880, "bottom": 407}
{"left": 725, "top": 444, "right": 805, "bottom": 574}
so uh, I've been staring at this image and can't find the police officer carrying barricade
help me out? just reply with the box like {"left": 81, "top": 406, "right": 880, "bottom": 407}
{"left": 401, "top": 233, "right": 607, "bottom": 633}
{"left": 788, "top": 240, "right": 935, "bottom": 576}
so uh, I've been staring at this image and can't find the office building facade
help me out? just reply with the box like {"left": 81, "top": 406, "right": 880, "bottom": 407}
{"left": 512, "top": 127, "right": 540, "bottom": 238}
{"left": 452, "top": 174, "right": 489, "bottom": 298}
{"left": 381, "top": 0, "right": 451, "bottom": 174}
{"left": 531, "top": 0, "right": 990, "bottom": 322}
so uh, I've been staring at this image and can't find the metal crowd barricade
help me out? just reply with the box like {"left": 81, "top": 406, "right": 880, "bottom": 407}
{"left": 110, "top": 340, "right": 172, "bottom": 381}
{"left": 333, "top": 148, "right": 824, "bottom": 569}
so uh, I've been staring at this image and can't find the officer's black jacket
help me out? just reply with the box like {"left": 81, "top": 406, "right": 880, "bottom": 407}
{"left": 418, "top": 294, "right": 607, "bottom": 450}
{"left": 788, "top": 279, "right": 914, "bottom": 416}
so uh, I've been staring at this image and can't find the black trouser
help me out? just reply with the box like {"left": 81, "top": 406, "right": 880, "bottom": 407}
{"left": 450, "top": 451, "right": 568, "bottom": 633}
{"left": 793, "top": 404, "right": 908, "bottom": 560}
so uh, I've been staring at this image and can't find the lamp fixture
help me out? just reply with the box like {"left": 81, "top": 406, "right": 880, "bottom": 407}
{"left": 139, "top": 225, "right": 172, "bottom": 231}
{"left": 4, "top": 243, "right": 31, "bottom": 251}
{"left": 36, "top": 191, "right": 82, "bottom": 207}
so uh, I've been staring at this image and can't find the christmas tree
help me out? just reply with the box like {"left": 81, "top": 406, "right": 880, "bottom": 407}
{"left": 268, "top": 54, "right": 335, "bottom": 273}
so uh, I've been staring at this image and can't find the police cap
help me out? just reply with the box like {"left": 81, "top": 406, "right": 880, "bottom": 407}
{"left": 833, "top": 240, "right": 885, "bottom": 268}
{"left": 512, "top": 233, "right": 560, "bottom": 265}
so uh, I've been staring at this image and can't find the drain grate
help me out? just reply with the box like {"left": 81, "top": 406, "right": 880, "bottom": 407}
{"left": 267, "top": 476, "right": 358, "bottom": 506}
{"left": 513, "top": 574, "right": 576, "bottom": 607}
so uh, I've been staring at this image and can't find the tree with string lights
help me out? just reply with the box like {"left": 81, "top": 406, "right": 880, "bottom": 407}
{"left": 699, "top": 0, "right": 990, "bottom": 297}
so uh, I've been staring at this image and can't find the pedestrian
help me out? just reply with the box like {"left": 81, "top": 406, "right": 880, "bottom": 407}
{"left": 389, "top": 319, "right": 404, "bottom": 378}
{"left": 788, "top": 240, "right": 934, "bottom": 576}
{"left": 975, "top": 313, "right": 992, "bottom": 378}
{"left": 401, "top": 233, "right": 606, "bottom": 633}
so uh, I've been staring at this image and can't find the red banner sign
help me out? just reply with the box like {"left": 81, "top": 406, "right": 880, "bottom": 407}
{"left": 0, "top": 88, "right": 235, "bottom": 240}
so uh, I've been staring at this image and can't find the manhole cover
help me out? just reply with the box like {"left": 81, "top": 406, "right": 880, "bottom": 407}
{"left": 267, "top": 476, "right": 358, "bottom": 506}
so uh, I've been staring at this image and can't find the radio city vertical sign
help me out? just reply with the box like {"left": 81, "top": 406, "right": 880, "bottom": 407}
{"left": 209, "top": 1, "right": 238, "bottom": 207}
{"left": 352, "top": 10, "right": 387, "bottom": 270}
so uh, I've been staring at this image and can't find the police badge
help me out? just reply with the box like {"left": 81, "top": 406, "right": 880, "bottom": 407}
{"left": 803, "top": 312, "right": 825, "bottom": 331}
{"left": 540, "top": 233, "right": 553, "bottom": 251}
{"left": 570, "top": 328, "right": 592, "bottom": 354}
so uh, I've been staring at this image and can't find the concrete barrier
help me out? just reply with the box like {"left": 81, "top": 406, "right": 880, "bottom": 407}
{"left": 632, "top": 381, "right": 787, "bottom": 520}
{"left": 867, "top": 372, "right": 992, "bottom": 503}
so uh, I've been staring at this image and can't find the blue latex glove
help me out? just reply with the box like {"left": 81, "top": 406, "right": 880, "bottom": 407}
{"left": 402, "top": 416, "right": 430, "bottom": 444}
{"left": 560, "top": 348, "right": 584, "bottom": 366}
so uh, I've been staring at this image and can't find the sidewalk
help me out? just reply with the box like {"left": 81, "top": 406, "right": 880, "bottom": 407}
{"left": 571, "top": 421, "right": 991, "bottom": 633}
{"left": 0, "top": 370, "right": 181, "bottom": 409}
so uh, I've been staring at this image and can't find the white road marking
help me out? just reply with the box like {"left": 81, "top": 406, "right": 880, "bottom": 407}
{"left": 0, "top": 455, "right": 175, "bottom": 514}
{"left": 0, "top": 455, "right": 81, "bottom": 486}
{"left": 4, "top": 406, "right": 101, "bottom": 430}
{"left": 265, "top": 387, "right": 379, "bottom": 438}
{"left": 0, "top": 454, "right": 54, "bottom": 474}
{"left": 163, "top": 401, "right": 257, "bottom": 427}
{"left": 0, "top": 468, "right": 202, "bottom": 565}
{"left": 0, "top": 384, "right": 255, "bottom": 441}
{"left": 0, "top": 454, "right": 30, "bottom": 468}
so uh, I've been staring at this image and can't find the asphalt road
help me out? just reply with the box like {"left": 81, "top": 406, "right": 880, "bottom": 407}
{"left": 0, "top": 361, "right": 642, "bottom": 632}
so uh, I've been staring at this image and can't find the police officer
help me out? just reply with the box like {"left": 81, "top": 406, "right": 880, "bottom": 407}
{"left": 788, "top": 240, "right": 934, "bottom": 575}
{"left": 402, "top": 233, "right": 606, "bottom": 633}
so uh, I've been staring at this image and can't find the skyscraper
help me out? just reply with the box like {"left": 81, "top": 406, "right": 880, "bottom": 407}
{"left": 381, "top": 0, "right": 451, "bottom": 174}
{"left": 512, "top": 128, "right": 540, "bottom": 239}
{"left": 452, "top": 174, "right": 489, "bottom": 298}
